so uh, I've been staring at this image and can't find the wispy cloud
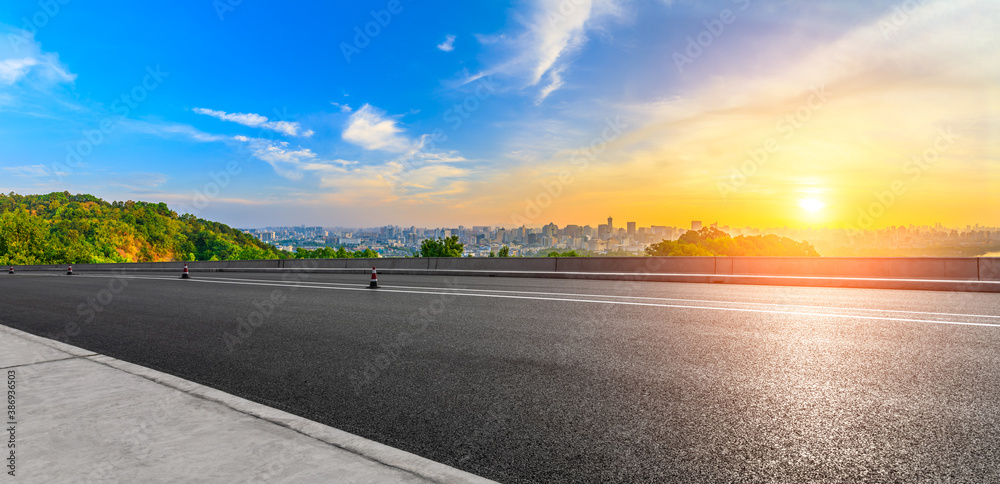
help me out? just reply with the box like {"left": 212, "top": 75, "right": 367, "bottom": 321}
{"left": 437, "top": 34, "right": 456, "bottom": 52}
{"left": 536, "top": 65, "right": 566, "bottom": 104}
{"left": 124, "top": 119, "right": 228, "bottom": 142}
{"left": 3, "top": 164, "right": 57, "bottom": 177}
{"left": 0, "top": 27, "right": 76, "bottom": 87}
{"left": 193, "top": 107, "right": 312, "bottom": 137}
{"left": 108, "top": 172, "right": 168, "bottom": 191}
{"left": 469, "top": 0, "right": 624, "bottom": 102}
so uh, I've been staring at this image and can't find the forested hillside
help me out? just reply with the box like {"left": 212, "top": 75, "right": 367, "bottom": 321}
{"left": 0, "top": 192, "right": 283, "bottom": 264}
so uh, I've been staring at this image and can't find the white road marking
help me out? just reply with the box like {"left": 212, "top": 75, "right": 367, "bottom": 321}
{"left": 44, "top": 272, "right": 997, "bottom": 321}
{"left": 36, "top": 272, "right": 1000, "bottom": 329}
{"left": 184, "top": 275, "right": 1000, "bottom": 320}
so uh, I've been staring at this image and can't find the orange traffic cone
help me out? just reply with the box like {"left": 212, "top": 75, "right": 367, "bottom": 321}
{"left": 368, "top": 267, "right": 380, "bottom": 289}
{"left": 67, "top": 265, "right": 74, "bottom": 275}
{"left": 181, "top": 263, "right": 190, "bottom": 279}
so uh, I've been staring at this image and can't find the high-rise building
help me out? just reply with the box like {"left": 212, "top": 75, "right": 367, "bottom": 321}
{"left": 692, "top": 221, "right": 703, "bottom": 231}
{"left": 627, "top": 222, "right": 636, "bottom": 238}
{"left": 607, "top": 216, "right": 613, "bottom": 232}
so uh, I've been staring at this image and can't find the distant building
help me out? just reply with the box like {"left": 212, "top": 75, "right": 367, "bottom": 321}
{"left": 692, "top": 221, "right": 702, "bottom": 231}
{"left": 627, "top": 222, "right": 636, "bottom": 238}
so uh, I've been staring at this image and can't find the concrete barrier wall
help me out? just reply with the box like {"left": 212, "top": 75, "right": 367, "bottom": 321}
{"left": 10, "top": 257, "right": 999, "bottom": 281}
{"left": 981, "top": 258, "right": 1000, "bottom": 281}
{"left": 729, "top": 257, "right": 981, "bottom": 280}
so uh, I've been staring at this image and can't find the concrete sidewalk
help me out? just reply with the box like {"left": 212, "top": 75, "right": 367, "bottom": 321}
{"left": 0, "top": 324, "right": 495, "bottom": 483}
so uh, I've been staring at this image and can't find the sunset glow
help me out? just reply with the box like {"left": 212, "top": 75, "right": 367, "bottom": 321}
{"left": 0, "top": 1, "right": 996, "bottom": 229}
{"left": 799, "top": 199, "right": 826, "bottom": 214}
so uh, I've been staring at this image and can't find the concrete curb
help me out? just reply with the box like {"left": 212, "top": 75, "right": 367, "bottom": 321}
{"left": 0, "top": 324, "right": 497, "bottom": 484}
{"left": 10, "top": 266, "right": 1000, "bottom": 293}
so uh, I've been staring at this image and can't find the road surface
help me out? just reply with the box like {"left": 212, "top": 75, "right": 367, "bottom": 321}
{"left": 2, "top": 271, "right": 1000, "bottom": 482}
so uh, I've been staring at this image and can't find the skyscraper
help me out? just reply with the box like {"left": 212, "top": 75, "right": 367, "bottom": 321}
{"left": 627, "top": 222, "right": 636, "bottom": 238}
{"left": 607, "top": 216, "right": 613, "bottom": 232}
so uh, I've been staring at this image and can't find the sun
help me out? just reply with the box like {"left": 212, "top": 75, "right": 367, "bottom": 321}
{"left": 799, "top": 198, "right": 826, "bottom": 213}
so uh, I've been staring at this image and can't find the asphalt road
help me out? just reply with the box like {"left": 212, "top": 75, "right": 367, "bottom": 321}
{"left": 3, "top": 271, "right": 1000, "bottom": 483}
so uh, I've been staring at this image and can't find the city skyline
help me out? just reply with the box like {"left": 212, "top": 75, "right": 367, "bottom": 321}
{"left": 1, "top": 1, "right": 998, "bottom": 229}
{"left": 242, "top": 217, "right": 1000, "bottom": 259}
{"left": 240, "top": 218, "right": 999, "bottom": 233}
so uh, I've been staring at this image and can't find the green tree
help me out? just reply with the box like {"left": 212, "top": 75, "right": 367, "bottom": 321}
{"left": 498, "top": 246, "right": 510, "bottom": 257}
{"left": 352, "top": 248, "right": 379, "bottom": 258}
{"left": 546, "top": 250, "right": 582, "bottom": 257}
{"left": 419, "top": 236, "right": 464, "bottom": 257}
{"left": 0, "top": 192, "right": 287, "bottom": 263}
{"left": 0, "top": 209, "right": 48, "bottom": 264}
{"left": 646, "top": 227, "right": 819, "bottom": 257}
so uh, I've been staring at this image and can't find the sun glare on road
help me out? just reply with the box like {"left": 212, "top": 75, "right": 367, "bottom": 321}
{"left": 799, "top": 198, "right": 826, "bottom": 213}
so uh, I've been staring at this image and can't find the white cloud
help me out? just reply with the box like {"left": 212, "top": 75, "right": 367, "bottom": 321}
{"left": 536, "top": 65, "right": 567, "bottom": 104}
{"left": 124, "top": 119, "right": 228, "bottom": 142}
{"left": 0, "top": 58, "right": 37, "bottom": 84}
{"left": 342, "top": 104, "right": 420, "bottom": 153}
{"left": 232, "top": 136, "right": 318, "bottom": 180}
{"left": 474, "top": 33, "right": 505, "bottom": 45}
{"left": 524, "top": 0, "right": 594, "bottom": 85}
{"left": 332, "top": 102, "right": 353, "bottom": 113}
{"left": 0, "top": 28, "right": 76, "bottom": 87}
{"left": 468, "top": 0, "right": 624, "bottom": 102}
{"left": 193, "top": 107, "right": 312, "bottom": 137}
{"left": 437, "top": 34, "right": 456, "bottom": 52}
{"left": 234, "top": 130, "right": 471, "bottom": 204}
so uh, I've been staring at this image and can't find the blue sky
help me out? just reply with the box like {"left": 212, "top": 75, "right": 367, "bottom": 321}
{"left": 1, "top": 0, "right": 997, "bottom": 228}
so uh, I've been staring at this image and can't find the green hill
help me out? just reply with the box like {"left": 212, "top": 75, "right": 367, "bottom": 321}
{"left": 0, "top": 192, "right": 283, "bottom": 264}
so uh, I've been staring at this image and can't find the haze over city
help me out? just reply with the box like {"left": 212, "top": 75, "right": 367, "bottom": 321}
{"left": 2, "top": 1, "right": 997, "bottom": 229}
